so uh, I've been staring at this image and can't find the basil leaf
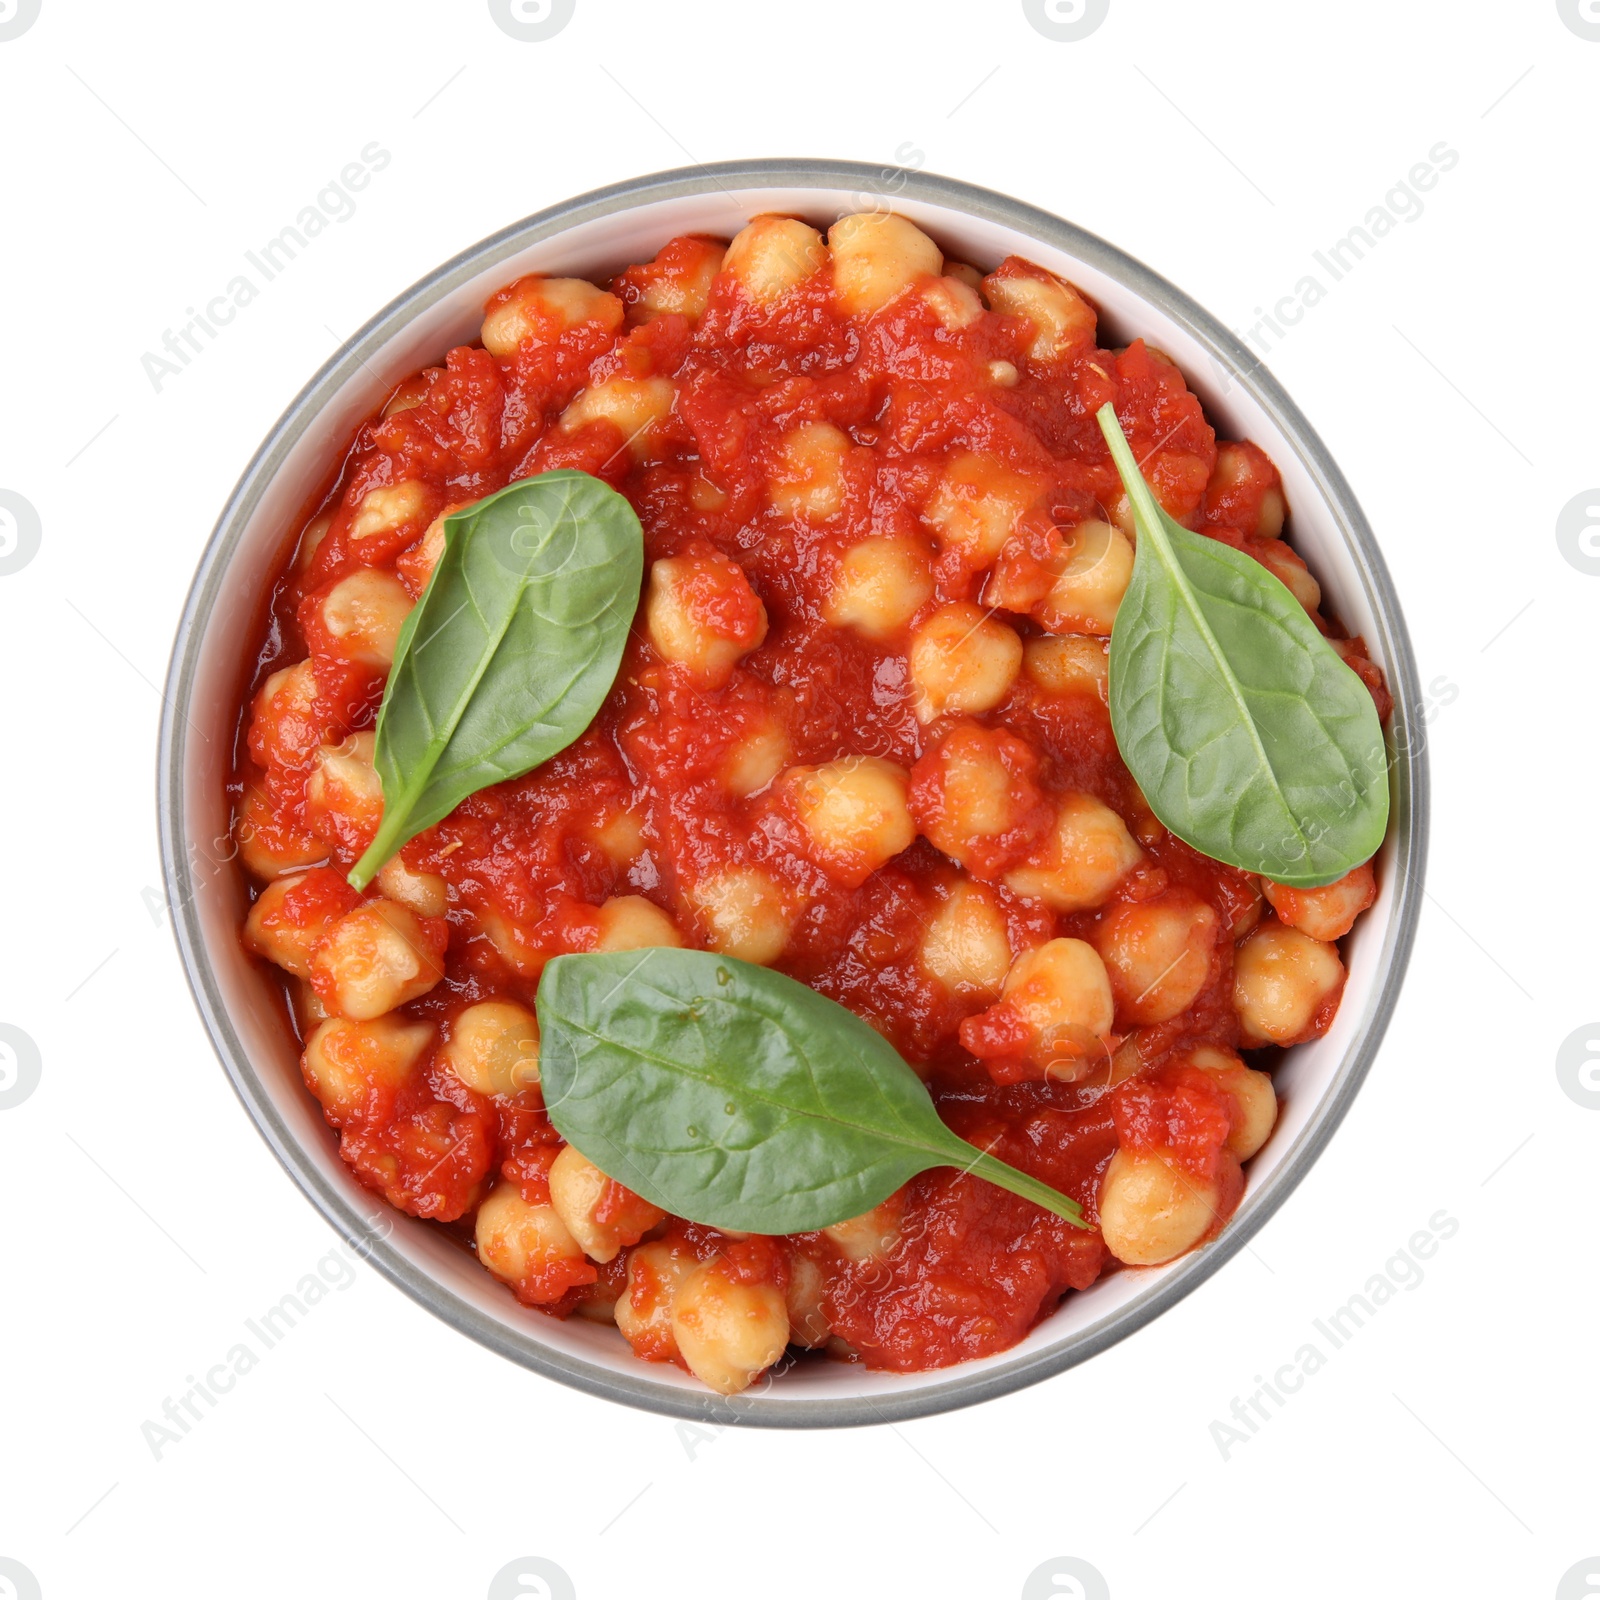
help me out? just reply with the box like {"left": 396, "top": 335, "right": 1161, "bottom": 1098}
{"left": 349, "top": 471, "right": 643, "bottom": 890}
{"left": 536, "top": 949, "right": 1088, "bottom": 1235}
{"left": 1097, "top": 405, "right": 1388, "bottom": 889}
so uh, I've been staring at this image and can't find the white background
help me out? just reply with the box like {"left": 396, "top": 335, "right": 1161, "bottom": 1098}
{"left": 1, "top": 2, "right": 1595, "bottom": 1596}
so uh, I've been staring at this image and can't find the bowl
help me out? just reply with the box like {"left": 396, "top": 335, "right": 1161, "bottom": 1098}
{"left": 158, "top": 159, "right": 1428, "bottom": 1426}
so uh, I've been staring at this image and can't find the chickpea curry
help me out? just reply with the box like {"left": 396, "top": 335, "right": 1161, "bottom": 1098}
{"left": 234, "top": 211, "right": 1389, "bottom": 1395}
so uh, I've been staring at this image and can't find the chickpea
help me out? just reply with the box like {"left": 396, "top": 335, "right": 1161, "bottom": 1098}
{"left": 302, "top": 1014, "right": 432, "bottom": 1122}
{"left": 377, "top": 856, "right": 449, "bottom": 919}
{"left": 475, "top": 906, "right": 550, "bottom": 982}
{"left": 1263, "top": 862, "right": 1376, "bottom": 942}
{"left": 548, "top": 1145, "right": 665, "bottom": 1264}
{"left": 644, "top": 550, "right": 768, "bottom": 688}
{"left": 911, "top": 722, "right": 1042, "bottom": 875}
{"left": 560, "top": 375, "right": 677, "bottom": 462}
{"left": 909, "top": 603, "right": 1023, "bottom": 723}
{"left": 921, "top": 881, "right": 1013, "bottom": 998}
{"left": 1225, "top": 876, "right": 1265, "bottom": 942}
{"left": 920, "top": 275, "right": 984, "bottom": 331}
{"left": 824, "top": 536, "right": 934, "bottom": 641}
{"left": 615, "top": 1240, "right": 696, "bottom": 1361}
{"left": 1023, "top": 635, "right": 1109, "bottom": 701}
{"left": 310, "top": 899, "right": 445, "bottom": 1020}
{"left": 723, "top": 715, "right": 791, "bottom": 798}
{"left": 722, "top": 216, "right": 828, "bottom": 304}
{"left": 474, "top": 1181, "right": 588, "bottom": 1296}
{"left": 1034, "top": 519, "right": 1134, "bottom": 636}
{"left": 349, "top": 481, "right": 427, "bottom": 545}
{"left": 1259, "top": 491, "right": 1287, "bottom": 540}
{"left": 1098, "top": 1148, "right": 1221, "bottom": 1266}
{"left": 944, "top": 261, "right": 983, "bottom": 289}
{"left": 295, "top": 979, "right": 332, "bottom": 1030}
{"left": 1094, "top": 891, "right": 1219, "bottom": 1025}
{"left": 305, "top": 733, "right": 383, "bottom": 849}
{"left": 397, "top": 510, "right": 449, "bottom": 597}
{"left": 688, "top": 866, "right": 794, "bottom": 965}
{"left": 1254, "top": 540, "right": 1321, "bottom": 613}
{"left": 780, "top": 757, "right": 915, "bottom": 887}
{"left": 982, "top": 267, "right": 1097, "bottom": 361}
{"left": 689, "top": 473, "right": 728, "bottom": 512}
{"left": 922, "top": 451, "right": 1049, "bottom": 569}
{"left": 252, "top": 659, "right": 321, "bottom": 767}
{"left": 1184, "top": 1046, "right": 1277, "bottom": 1160}
{"left": 785, "top": 1252, "right": 831, "bottom": 1348}
{"left": 987, "top": 360, "right": 1019, "bottom": 387}
{"left": 1003, "top": 794, "right": 1143, "bottom": 912}
{"left": 439, "top": 1001, "right": 541, "bottom": 1097}
{"left": 591, "top": 809, "right": 646, "bottom": 868}
{"left": 317, "top": 569, "right": 413, "bottom": 670}
{"left": 481, "top": 275, "right": 624, "bottom": 356}
{"left": 382, "top": 377, "right": 428, "bottom": 417}
{"left": 594, "top": 895, "right": 684, "bottom": 951}
{"left": 1233, "top": 920, "right": 1344, "bottom": 1046}
{"left": 828, "top": 212, "right": 943, "bottom": 316}
{"left": 822, "top": 1194, "right": 904, "bottom": 1262}
{"left": 628, "top": 235, "right": 724, "bottom": 324}
{"left": 670, "top": 1260, "right": 791, "bottom": 1395}
{"left": 236, "top": 783, "right": 326, "bottom": 880}
{"left": 999, "top": 938, "right": 1115, "bottom": 1067}
{"left": 571, "top": 1279, "right": 622, "bottom": 1325}
{"left": 768, "top": 421, "right": 851, "bottom": 521}
{"left": 923, "top": 728, "right": 1013, "bottom": 834}
{"left": 244, "top": 870, "right": 356, "bottom": 978}
{"left": 1204, "top": 441, "right": 1286, "bottom": 540}
{"left": 296, "top": 512, "right": 332, "bottom": 572}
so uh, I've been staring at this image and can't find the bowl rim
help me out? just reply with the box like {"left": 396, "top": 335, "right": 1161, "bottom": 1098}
{"left": 158, "top": 157, "right": 1429, "bottom": 1428}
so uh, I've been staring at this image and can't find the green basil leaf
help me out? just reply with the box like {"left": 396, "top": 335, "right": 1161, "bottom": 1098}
{"left": 536, "top": 949, "right": 1088, "bottom": 1235}
{"left": 1097, "top": 405, "right": 1388, "bottom": 889}
{"left": 349, "top": 471, "right": 643, "bottom": 890}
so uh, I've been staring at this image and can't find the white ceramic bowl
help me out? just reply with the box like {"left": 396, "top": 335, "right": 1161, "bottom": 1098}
{"left": 159, "top": 160, "right": 1427, "bottom": 1426}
